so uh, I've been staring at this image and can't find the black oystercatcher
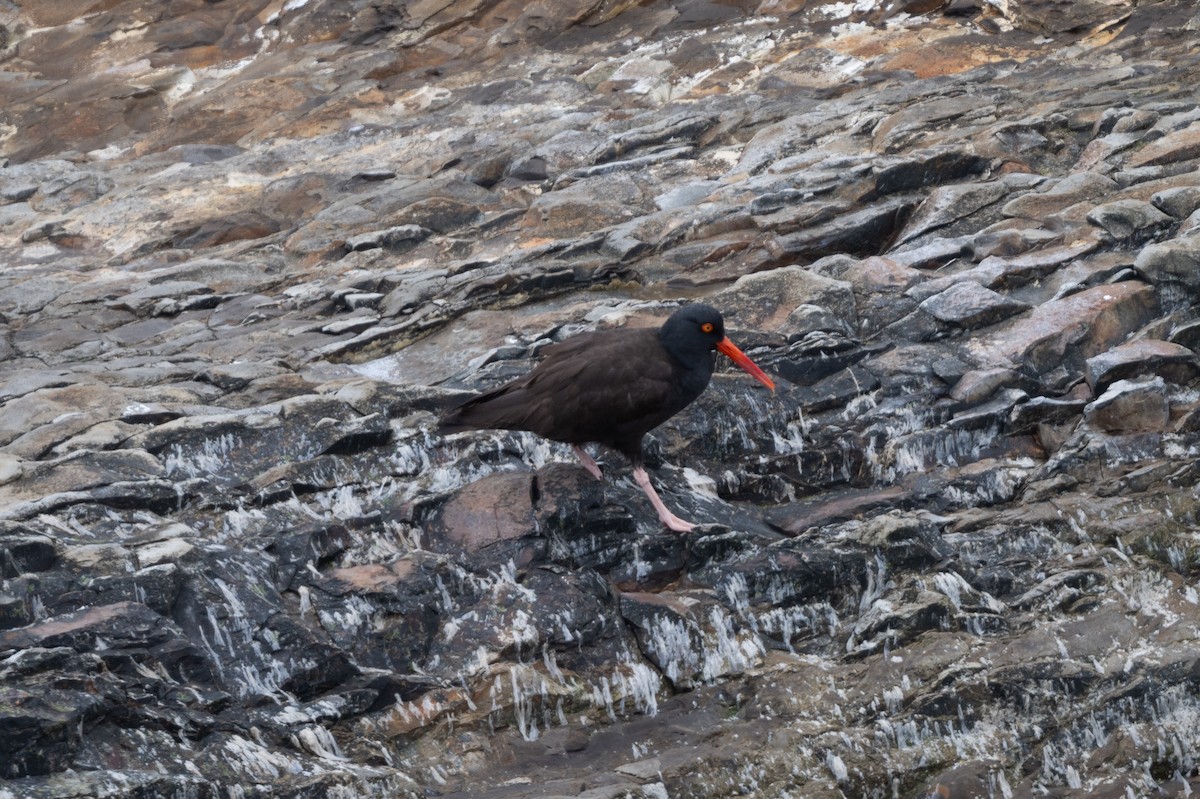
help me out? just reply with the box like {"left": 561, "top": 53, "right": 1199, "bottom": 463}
{"left": 439, "top": 304, "right": 775, "bottom": 532}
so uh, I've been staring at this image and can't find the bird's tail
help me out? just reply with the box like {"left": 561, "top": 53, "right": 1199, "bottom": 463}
{"left": 437, "top": 385, "right": 533, "bottom": 434}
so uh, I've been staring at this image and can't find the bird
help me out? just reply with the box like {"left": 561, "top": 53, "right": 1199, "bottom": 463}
{"left": 438, "top": 303, "right": 775, "bottom": 532}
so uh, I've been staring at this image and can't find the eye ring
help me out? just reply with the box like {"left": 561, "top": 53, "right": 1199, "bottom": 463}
{"left": 701, "top": 322, "right": 715, "bottom": 334}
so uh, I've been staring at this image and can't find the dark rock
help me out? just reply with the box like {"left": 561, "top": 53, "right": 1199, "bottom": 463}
{"left": 894, "top": 180, "right": 1009, "bottom": 244}
{"left": 1169, "top": 319, "right": 1200, "bottom": 353}
{"left": 534, "top": 462, "right": 638, "bottom": 563}
{"left": 0, "top": 651, "right": 119, "bottom": 779}
{"left": 0, "top": 602, "right": 211, "bottom": 682}
{"left": 125, "top": 395, "right": 387, "bottom": 486}
{"left": 0, "top": 532, "right": 58, "bottom": 577}
{"left": 776, "top": 196, "right": 919, "bottom": 262}
{"left": 0, "top": 593, "right": 32, "bottom": 629}
{"left": 309, "top": 556, "right": 444, "bottom": 673}
{"left": 346, "top": 224, "right": 431, "bottom": 252}
{"left": 7, "top": 1, "right": 1200, "bottom": 796}
{"left": 45, "top": 562, "right": 185, "bottom": 618}
{"left": 792, "top": 365, "right": 882, "bottom": 413}
{"left": 870, "top": 150, "right": 989, "bottom": 198}
{"left": 1009, "top": 394, "right": 1089, "bottom": 434}
{"left": 620, "top": 590, "right": 760, "bottom": 689}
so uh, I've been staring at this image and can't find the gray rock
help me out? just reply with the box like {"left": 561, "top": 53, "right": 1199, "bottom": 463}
{"left": 894, "top": 180, "right": 1009, "bottom": 244}
{"left": 513, "top": 129, "right": 608, "bottom": 179}
{"left": 918, "top": 281, "right": 1029, "bottom": 329}
{"left": 108, "top": 281, "right": 214, "bottom": 316}
{"left": 840, "top": 257, "right": 925, "bottom": 324}
{"left": 1185, "top": 207, "right": 1200, "bottom": 236}
{"left": 654, "top": 180, "right": 719, "bottom": 211}
{"left": 29, "top": 173, "right": 112, "bottom": 213}
{"left": 949, "top": 368, "right": 1023, "bottom": 404}
{"left": 1001, "top": 171, "right": 1118, "bottom": 219}
{"left": 1150, "top": 185, "right": 1200, "bottom": 220}
{"left": 1086, "top": 198, "right": 1173, "bottom": 240}
{"left": 1085, "top": 338, "right": 1200, "bottom": 393}
{"left": 1126, "top": 119, "right": 1200, "bottom": 168}
{"left": 1134, "top": 235, "right": 1200, "bottom": 309}
{"left": 968, "top": 227, "right": 1061, "bottom": 260}
{"left": 713, "top": 265, "right": 856, "bottom": 332}
{"left": 198, "top": 362, "right": 291, "bottom": 391}
{"left": 974, "top": 281, "right": 1159, "bottom": 378}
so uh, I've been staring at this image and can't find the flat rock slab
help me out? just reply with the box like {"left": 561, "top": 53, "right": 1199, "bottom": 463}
{"left": 1085, "top": 376, "right": 1171, "bottom": 433}
{"left": 918, "top": 281, "right": 1030, "bottom": 329}
{"left": 895, "top": 180, "right": 1010, "bottom": 244}
{"left": 1085, "top": 338, "right": 1200, "bottom": 392}
{"left": 0, "top": 601, "right": 190, "bottom": 662}
{"left": 427, "top": 471, "right": 538, "bottom": 555}
{"left": 1134, "top": 234, "right": 1200, "bottom": 307}
{"left": 972, "top": 281, "right": 1159, "bottom": 377}
{"left": 713, "top": 265, "right": 857, "bottom": 332}
{"left": 1126, "top": 120, "right": 1200, "bottom": 167}
{"left": 1086, "top": 198, "right": 1173, "bottom": 240}
{"left": 1001, "top": 171, "right": 1117, "bottom": 219}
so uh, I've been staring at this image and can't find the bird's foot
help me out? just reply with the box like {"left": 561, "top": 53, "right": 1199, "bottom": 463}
{"left": 571, "top": 445, "right": 604, "bottom": 481}
{"left": 632, "top": 465, "right": 696, "bottom": 533}
{"left": 659, "top": 512, "right": 696, "bottom": 533}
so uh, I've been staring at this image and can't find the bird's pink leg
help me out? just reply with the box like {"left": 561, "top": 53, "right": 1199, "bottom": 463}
{"left": 571, "top": 445, "right": 603, "bottom": 480}
{"left": 632, "top": 465, "right": 696, "bottom": 533}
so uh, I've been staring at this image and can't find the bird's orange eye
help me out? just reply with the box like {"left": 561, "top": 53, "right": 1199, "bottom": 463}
{"left": 701, "top": 322, "right": 714, "bottom": 333}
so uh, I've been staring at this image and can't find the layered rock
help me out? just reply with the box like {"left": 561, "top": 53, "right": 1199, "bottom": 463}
{"left": 3, "top": 0, "right": 1200, "bottom": 797}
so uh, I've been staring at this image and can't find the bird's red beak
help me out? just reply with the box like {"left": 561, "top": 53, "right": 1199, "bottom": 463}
{"left": 716, "top": 338, "right": 775, "bottom": 392}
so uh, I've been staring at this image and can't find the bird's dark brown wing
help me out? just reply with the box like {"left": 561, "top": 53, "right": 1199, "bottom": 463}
{"left": 439, "top": 327, "right": 694, "bottom": 457}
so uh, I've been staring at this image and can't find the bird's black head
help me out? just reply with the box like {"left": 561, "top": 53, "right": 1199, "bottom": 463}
{"left": 659, "top": 304, "right": 776, "bottom": 391}
{"left": 659, "top": 303, "right": 726, "bottom": 364}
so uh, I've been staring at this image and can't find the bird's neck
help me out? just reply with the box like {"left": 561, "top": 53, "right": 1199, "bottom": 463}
{"left": 667, "top": 346, "right": 716, "bottom": 399}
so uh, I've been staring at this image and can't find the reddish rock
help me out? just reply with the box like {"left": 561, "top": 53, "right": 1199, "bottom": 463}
{"left": 429, "top": 471, "right": 537, "bottom": 554}
{"left": 1126, "top": 121, "right": 1200, "bottom": 168}
{"left": 975, "top": 282, "right": 1159, "bottom": 377}
{"left": 1085, "top": 377, "right": 1171, "bottom": 433}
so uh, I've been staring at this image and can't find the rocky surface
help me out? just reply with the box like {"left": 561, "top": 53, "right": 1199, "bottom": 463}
{"left": 3, "top": 0, "right": 1200, "bottom": 796}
